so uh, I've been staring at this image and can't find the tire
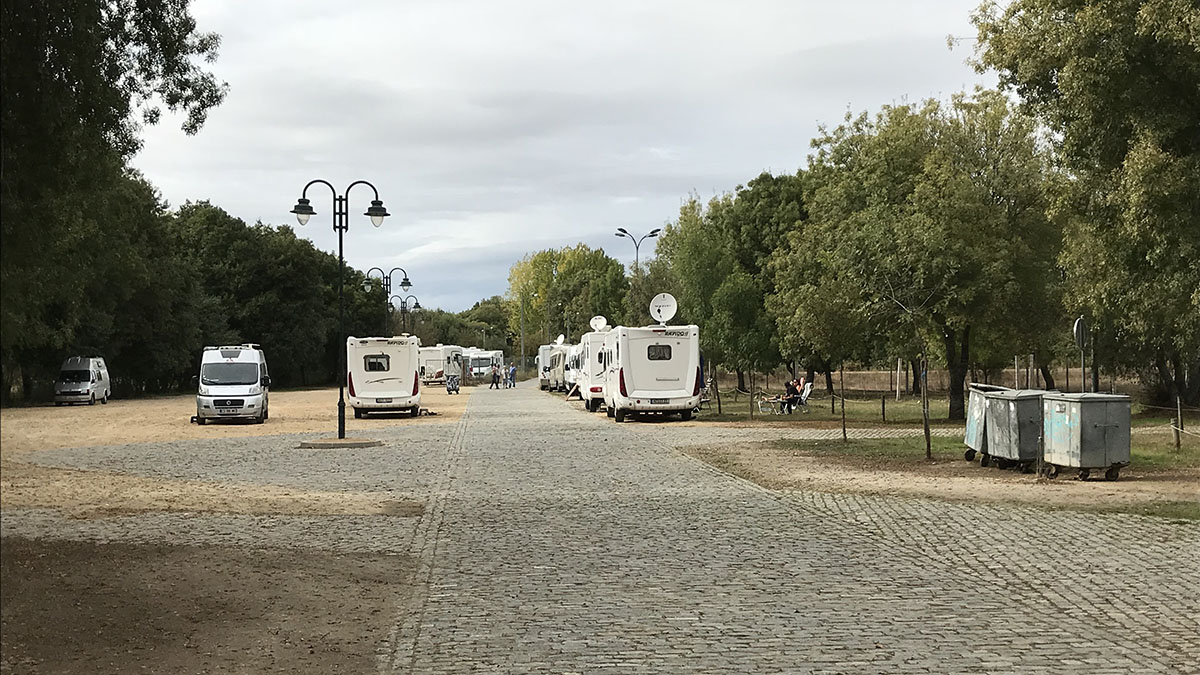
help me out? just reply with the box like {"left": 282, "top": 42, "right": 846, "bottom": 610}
{"left": 263, "top": 403, "right": 268, "bottom": 421}
{"left": 101, "top": 392, "right": 108, "bottom": 404}
{"left": 89, "top": 394, "right": 96, "bottom": 406}
{"left": 1104, "top": 466, "right": 1120, "bottom": 481}
{"left": 614, "top": 408, "right": 626, "bottom": 423}
{"left": 980, "top": 454, "right": 991, "bottom": 468}
{"left": 995, "top": 458, "right": 1011, "bottom": 470}
{"left": 411, "top": 406, "right": 420, "bottom": 418}
{"left": 196, "top": 417, "right": 207, "bottom": 426}
{"left": 963, "top": 449, "right": 976, "bottom": 462}
{"left": 680, "top": 409, "right": 693, "bottom": 421}
{"left": 1077, "top": 468, "right": 1091, "bottom": 481}
{"left": 55, "top": 402, "right": 63, "bottom": 407}
{"left": 606, "top": 405, "right": 614, "bottom": 418}
{"left": 353, "top": 408, "right": 363, "bottom": 419}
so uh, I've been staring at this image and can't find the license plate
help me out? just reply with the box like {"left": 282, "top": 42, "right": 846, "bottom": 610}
{"left": 375, "top": 398, "right": 392, "bottom": 404}
{"left": 217, "top": 408, "right": 238, "bottom": 414}
{"left": 650, "top": 398, "right": 669, "bottom": 404}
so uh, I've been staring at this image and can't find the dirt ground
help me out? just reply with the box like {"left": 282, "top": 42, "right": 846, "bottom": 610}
{"left": 1, "top": 386, "right": 466, "bottom": 673}
{"left": 0, "top": 387, "right": 467, "bottom": 519}
{"left": 0, "top": 537, "right": 412, "bottom": 674}
{"left": 685, "top": 437, "right": 1200, "bottom": 514}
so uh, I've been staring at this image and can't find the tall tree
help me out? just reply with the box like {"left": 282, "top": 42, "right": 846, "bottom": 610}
{"left": 973, "top": 0, "right": 1200, "bottom": 404}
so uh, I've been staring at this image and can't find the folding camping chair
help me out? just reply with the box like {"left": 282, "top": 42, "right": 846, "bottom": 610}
{"left": 793, "top": 381, "right": 813, "bottom": 413}
{"left": 758, "top": 395, "right": 786, "bottom": 415}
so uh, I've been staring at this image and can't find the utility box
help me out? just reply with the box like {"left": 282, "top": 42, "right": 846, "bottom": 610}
{"left": 1042, "top": 392, "right": 1131, "bottom": 481}
{"left": 983, "top": 389, "right": 1044, "bottom": 469}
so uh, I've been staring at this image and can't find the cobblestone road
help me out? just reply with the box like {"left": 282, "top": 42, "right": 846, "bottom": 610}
{"left": 4, "top": 384, "right": 1198, "bottom": 673}
{"left": 380, "top": 385, "right": 1200, "bottom": 674}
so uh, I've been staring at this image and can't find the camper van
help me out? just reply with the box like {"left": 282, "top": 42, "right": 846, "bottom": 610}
{"left": 347, "top": 336, "right": 421, "bottom": 417}
{"left": 547, "top": 345, "right": 569, "bottom": 391}
{"left": 564, "top": 344, "right": 582, "bottom": 394}
{"left": 464, "top": 348, "right": 504, "bottom": 379}
{"left": 54, "top": 356, "right": 111, "bottom": 405}
{"left": 419, "top": 344, "right": 462, "bottom": 384}
{"left": 578, "top": 331, "right": 609, "bottom": 412}
{"left": 602, "top": 324, "right": 702, "bottom": 422}
{"left": 194, "top": 344, "right": 269, "bottom": 424}
{"left": 536, "top": 344, "right": 555, "bottom": 390}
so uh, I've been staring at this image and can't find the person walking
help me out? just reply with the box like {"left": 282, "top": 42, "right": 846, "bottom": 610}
{"left": 508, "top": 364, "right": 517, "bottom": 388}
{"left": 489, "top": 363, "right": 501, "bottom": 389}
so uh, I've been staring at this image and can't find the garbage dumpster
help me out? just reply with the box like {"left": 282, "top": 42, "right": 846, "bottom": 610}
{"left": 983, "top": 389, "right": 1044, "bottom": 471}
{"left": 963, "top": 386, "right": 989, "bottom": 461}
{"left": 1042, "top": 392, "right": 1131, "bottom": 481}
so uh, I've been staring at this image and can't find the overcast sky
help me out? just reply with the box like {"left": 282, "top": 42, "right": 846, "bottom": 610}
{"left": 132, "top": 0, "right": 994, "bottom": 312}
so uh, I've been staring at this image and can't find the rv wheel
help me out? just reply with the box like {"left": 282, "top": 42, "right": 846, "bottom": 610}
{"left": 55, "top": 402, "right": 63, "bottom": 407}
{"left": 196, "top": 417, "right": 207, "bottom": 426}
{"left": 263, "top": 403, "right": 268, "bottom": 420}
{"left": 89, "top": 394, "right": 96, "bottom": 406}
{"left": 680, "top": 409, "right": 693, "bottom": 421}
{"left": 101, "top": 392, "right": 108, "bottom": 404}
{"left": 410, "top": 406, "right": 420, "bottom": 418}
{"left": 614, "top": 408, "right": 626, "bottom": 423}
{"left": 353, "top": 408, "right": 363, "bottom": 419}
{"left": 606, "top": 406, "right": 614, "bottom": 418}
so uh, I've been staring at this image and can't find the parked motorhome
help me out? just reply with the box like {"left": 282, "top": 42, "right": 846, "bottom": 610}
{"left": 547, "top": 345, "right": 569, "bottom": 391}
{"left": 194, "top": 344, "right": 269, "bottom": 424}
{"left": 537, "top": 344, "right": 554, "bottom": 390}
{"left": 54, "top": 356, "right": 111, "bottom": 405}
{"left": 464, "top": 348, "right": 504, "bottom": 378}
{"left": 602, "top": 324, "right": 702, "bottom": 422}
{"left": 564, "top": 344, "right": 582, "bottom": 394}
{"left": 419, "top": 344, "right": 462, "bottom": 384}
{"left": 347, "top": 335, "right": 421, "bottom": 417}
{"left": 578, "top": 330, "right": 609, "bottom": 411}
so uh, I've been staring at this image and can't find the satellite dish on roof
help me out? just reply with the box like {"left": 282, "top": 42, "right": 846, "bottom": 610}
{"left": 589, "top": 315, "right": 607, "bottom": 331}
{"left": 650, "top": 293, "right": 678, "bottom": 324}
{"left": 555, "top": 334, "right": 565, "bottom": 345}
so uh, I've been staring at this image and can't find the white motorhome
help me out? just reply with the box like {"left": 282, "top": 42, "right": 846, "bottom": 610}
{"left": 578, "top": 330, "right": 609, "bottom": 412}
{"left": 419, "top": 344, "right": 462, "bottom": 384}
{"left": 54, "top": 356, "right": 111, "bottom": 405}
{"left": 547, "top": 345, "right": 569, "bottom": 391}
{"left": 564, "top": 344, "right": 582, "bottom": 394}
{"left": 602, "top": 324, "right": 702, "bottom": 422}
{"left": 464, "top": 348, "right": 504, "bottom": 379}
{"left": 194, "top": 344, "right": 270, "bottom": 424}
{"left": 536, "top": 344, "right": 554, "bottom": 390}
{"left": 347, "top": 336, "right": 421, "bottom": 417}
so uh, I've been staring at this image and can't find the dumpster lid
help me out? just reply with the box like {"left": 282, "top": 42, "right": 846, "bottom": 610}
{"left": 1041, "top": 392, "right": 1130, "bottom": 402}
{"left": 984, "top": 389, "right": 1045, "bottom": 400}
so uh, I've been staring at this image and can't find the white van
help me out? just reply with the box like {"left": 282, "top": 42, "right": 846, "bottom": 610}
{"left": 578, "top": 331, "right": 608, "bottom": 412}
{"left": 547, "top": 345, "right": 569, "bottom": 391}
{"left": 54, "top": 356, "right": 111, "bottom": 405}
{"left": 536, "top": 344, "right": 554, "bottom": 390}
{"left": 419, "top": 344, "right": 462, "bottom": 384}
{"left": 347, "top": 336, "right": 421, "bottom": 418}
{"left": 194, "top": 344, "right": 270, "bottom": 424}
{"left": 602, "top": 324, "right": 702, "bottom": 422}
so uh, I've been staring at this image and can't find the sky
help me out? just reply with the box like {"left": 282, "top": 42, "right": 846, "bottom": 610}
{"left": 132, "top": 0, "right": 995, "bottom": 312}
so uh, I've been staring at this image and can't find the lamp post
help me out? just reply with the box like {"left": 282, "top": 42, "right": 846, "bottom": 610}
{"left": 519, "top": 290, "right": 538, "bottom": 375}
{"left": 291, "top": 179, "right": 390, "bottom": 440}
{"left": 365, "top": 267, "right": 413, "bottom": 335}
{"left": 399, "top": 294, "right": 421, "bottom": 333}
{"left": 614, "top": 227, "right": 661, "bottom": 268}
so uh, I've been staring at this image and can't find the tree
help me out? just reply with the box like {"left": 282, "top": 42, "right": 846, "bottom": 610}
{"left": 773, "top": 91, "right": 1057, "bottom": 419}
{"left": 973, "top": 0, "right": 1200, "bottom": 404}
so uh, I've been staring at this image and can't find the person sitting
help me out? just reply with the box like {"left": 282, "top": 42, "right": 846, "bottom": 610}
{"left": 783, "top": 379, "right": 802, "bottom": 414}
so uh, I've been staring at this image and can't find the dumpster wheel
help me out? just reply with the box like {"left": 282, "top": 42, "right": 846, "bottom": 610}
{"left": 1043, "top": 464, "right": 1059, "bottom": 479}
{"left": 1077, "top": 468, "right": 1091, "bottom": 481}
{"left": 1104, "top": 466, "right": 1120, "bottom": 481}
{"left": 980, "top": 453, "right": 991, "bottom": 468}
{"left": 963, "top": 449, "right": 976, "bottom": 462}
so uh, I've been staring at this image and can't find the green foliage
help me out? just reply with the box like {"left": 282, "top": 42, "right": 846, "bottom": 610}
{"left": 974, "top": 0, "right": 1200, "bottom": 404}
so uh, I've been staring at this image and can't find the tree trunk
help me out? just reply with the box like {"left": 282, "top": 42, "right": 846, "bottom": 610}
{"left": 1038, "top": 361, "right": 1055, "bottom": 391}
{"left": 823, "top": 368, "right": 834, "bottom": 394}
{"left": 910, "top": 359, "right": 921, "bottom": 394}
{"left": 938, "top": 317, "right": 969, "bottom": 421}
{"left": 805, "top": 363, "right": 816, "bottom": 385}
{"left": 736, "top": 369, "right": 746, "bottom": 392}
{"left": 1156, "top": 350, "right": 1178, "bottom": 404}
{"left": 1185, "top": 360, "right": 1200, "bottom": 407}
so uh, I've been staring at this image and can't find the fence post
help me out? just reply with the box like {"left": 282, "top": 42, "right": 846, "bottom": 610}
{"left": 1176, "top": 397, "right": 1184, "bottom": 452}
{"left": 881, "top": 395, "right": 886, "bottom": 422}
{"left": 840, "top": 366, "right": 847, "bottom": 442}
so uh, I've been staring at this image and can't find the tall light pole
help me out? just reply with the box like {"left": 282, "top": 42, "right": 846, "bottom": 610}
{"left": 365, "top": 267, "right": 413, "bottom": 335}
{"left": 614, "top": 227, "right": 661, "bottom": 268}
{"left": 399, "top": 294, "right": 420, "bottom": 333}
{"left": 291, "top": 179, "right": 390, "bottom": 439}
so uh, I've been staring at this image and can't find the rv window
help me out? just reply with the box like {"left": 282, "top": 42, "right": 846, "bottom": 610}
{"left": 59, "top": 370, "right": 90, "bottom": 383}
{"left": 201, "top": 363, "right": 260, "bottom": 386}
{"left": 648, "top": 345, "right": 672, "bottom": 361}
{"left": 364, "top": 354, "right": 390, "bottom": 372}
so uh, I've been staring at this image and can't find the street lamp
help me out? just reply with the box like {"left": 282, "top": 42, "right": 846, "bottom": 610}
{"left": 392, "top": 294, "right": 421, "bottom": 333}
{"left": 291, "top": 179, "right": 390, "bottom": 439}
{"left": 614, "top": 227, "right": 661, "bottom": 268}
{"left": 365, "top": 267, "right": 413, "bottom": 335}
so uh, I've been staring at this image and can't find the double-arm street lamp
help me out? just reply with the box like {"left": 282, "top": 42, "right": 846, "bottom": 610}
{"left": 291, "top": 179, "right": 390, "bottom": 439}
{"left": 364, "top": 267, "right": 413, "bottom": 334}
{"left": 391, "top": 294, "right": 421, "bottom": 333}
{"left": 614, "top": 227, "right": 661, "bottom": 268}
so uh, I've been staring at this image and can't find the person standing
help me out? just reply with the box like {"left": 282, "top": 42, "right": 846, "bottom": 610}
{"left": 489, "top": 363, "right": 501, "bottom": 389}
{"left": 508, "top": 364, "right": 517, "bottom": 388}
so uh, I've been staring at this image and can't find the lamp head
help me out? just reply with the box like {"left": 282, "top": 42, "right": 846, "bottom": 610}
{"left": 648, "top": 228, "right": 662, "bottom": 237}
{"left": 290, "top": 198, "right": 315, "bottom": 226}
{"left": 364, "top": 200, "right": 390, "bottom": 227}
{"left": 400, "top": 276, "right": 412, "bottom": 291}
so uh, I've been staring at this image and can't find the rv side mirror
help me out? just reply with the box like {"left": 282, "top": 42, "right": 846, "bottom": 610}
{"left": 262, "top": 375, "right": 271, "bottom": 387}
{"left": 191, "top": 375, "right": 199, "bottom": 386}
